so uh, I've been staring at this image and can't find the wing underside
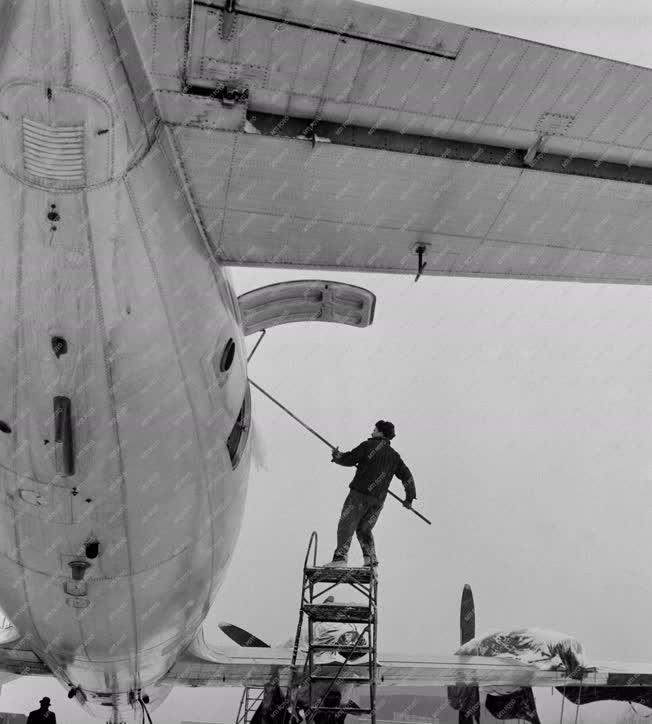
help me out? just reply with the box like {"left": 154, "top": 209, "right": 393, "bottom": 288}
{"left": 0, "top": 649, "right": 47, "bottom": 677}
{"left": 119, "top": 0, "right": 652, "bottom": 284}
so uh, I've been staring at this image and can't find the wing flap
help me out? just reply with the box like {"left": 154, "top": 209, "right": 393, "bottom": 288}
{"left": 186, "top": 0, "right": 464, "bottom": 98}
{"left": 171, "top": 125, "right": 652, "bottom": 283}
{"left": 183, "top": 0, "right": 652, "bottom": 167}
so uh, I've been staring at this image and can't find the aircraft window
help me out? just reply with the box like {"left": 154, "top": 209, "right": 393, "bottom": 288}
{"left": 220, "top": 338, "right": 236, "bottom": 372}
{"left": 227, "top": 387, "right": 251, "bottom": 469}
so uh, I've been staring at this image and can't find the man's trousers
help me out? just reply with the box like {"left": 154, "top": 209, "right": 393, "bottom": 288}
{"left": 332, "top": 489, "right": 384, "bottom": 564}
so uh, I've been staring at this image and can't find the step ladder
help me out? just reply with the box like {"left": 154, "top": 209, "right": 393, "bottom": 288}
{"left": 235, "top": 686, "right": 265, "bottom": 724}
{"left": 287, "top": 532, "right": 378, "bottom": 724}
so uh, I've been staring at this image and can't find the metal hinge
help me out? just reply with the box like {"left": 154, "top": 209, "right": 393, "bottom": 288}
{"left": 413, "top": 242, "right": 430, "bottom": 282}
{"left": 210, "top": 82, "right": 249, "bottom": 107}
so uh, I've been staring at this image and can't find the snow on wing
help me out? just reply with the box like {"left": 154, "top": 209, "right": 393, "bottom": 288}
{"left": 456, "top": 628, "right": 589, "bottom": 675}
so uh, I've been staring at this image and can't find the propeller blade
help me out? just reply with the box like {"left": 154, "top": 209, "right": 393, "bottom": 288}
{"left": 218, "top": 622, "right": 271, "bottom": 648}
{"left": 460, "top": 584, "right": 475, "bottom": 645}
{"left": 456, "top": 585, "right": 479, "bottom": 723}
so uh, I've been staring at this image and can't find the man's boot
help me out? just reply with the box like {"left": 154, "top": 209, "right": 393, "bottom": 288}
{"left": 363, "top": 556, "right": 379, "bottom": 577}
{"left": 326, "top": 556, "right": 347, "bottom": 568}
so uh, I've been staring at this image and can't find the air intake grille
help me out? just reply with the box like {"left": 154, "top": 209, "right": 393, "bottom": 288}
{"left": 22, "top": 117, "right": 85, "bottom": 183}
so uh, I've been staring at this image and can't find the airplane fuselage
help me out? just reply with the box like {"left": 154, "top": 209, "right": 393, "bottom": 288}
{"left": 0, "top": 0, "right": 251, "bottom": 718}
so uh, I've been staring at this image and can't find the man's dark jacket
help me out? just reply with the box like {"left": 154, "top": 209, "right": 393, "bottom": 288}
{"left": 333, "top": 437, "right": 416, "bottom": 503}
{"left": 27, "top": 710, "right": 56, "bottom": 724}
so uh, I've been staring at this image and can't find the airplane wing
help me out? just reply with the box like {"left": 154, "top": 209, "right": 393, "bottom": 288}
{"left": 0, "top": 620, "right": 47, "bottom": 677}
{"left": 0, "top": 649, "right": 47, "bottom": 678}
{"left": 0, "top": 625, "right": 48, "bottom": 679}
{"left": 163, "top": 644, "right": 652, "bottom": 688}
{"left": 115, "top": 0, "right": 652, "bottom": 284}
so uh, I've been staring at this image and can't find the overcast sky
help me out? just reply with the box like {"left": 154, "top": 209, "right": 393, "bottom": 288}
{"left": 4, "top": 1, "right": 652, "bottom": 723}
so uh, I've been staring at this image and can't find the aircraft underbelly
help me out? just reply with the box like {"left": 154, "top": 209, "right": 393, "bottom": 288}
{"left": 0, "top": 0, "right": 253, "bottom": 711}
{"left": 0, "top": 135, "right": 250, "bottom": 692}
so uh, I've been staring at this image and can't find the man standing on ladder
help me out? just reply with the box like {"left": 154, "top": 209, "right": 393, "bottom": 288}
{"left": 327, "top": 420, "right": 416, "bottom": 571}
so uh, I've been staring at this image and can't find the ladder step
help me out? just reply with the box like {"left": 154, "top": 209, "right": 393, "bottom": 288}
{"left": 310, "top": 675, "right": 373, "bottom": 682}
{"left": 311, "top": 665, "right": 372, "bottom": 677}
{"left": 305, "top": 566, "right": 375, "bottom": 584}
{"left": 311, "top": 653, "right": 370, "bottom": 664}
{"left": 304, "top": 603, "right": 371, "bottom": 623}
{"left": 308, "top": 708, "right": 374, "bottom": 714}
{"left": 310, "top": 644, "right": 369, "bottom": 651}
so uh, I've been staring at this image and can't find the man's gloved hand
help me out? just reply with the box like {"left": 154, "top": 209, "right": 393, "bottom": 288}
{"left": 403, "top": 498, "right": 414, "bottom": 509}
{"left": 331, "top": 447, "right": 342, "bottom": 461}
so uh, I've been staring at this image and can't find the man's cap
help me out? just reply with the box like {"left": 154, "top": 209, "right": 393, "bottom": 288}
{"left": 39, "top": 698, "right": 51, "bottom": 705}
{"left": 324, "top": 595, "right": 335, "bottom": 603}
{"left": 375, "top": 420, "right": 395, "bottom": 439}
